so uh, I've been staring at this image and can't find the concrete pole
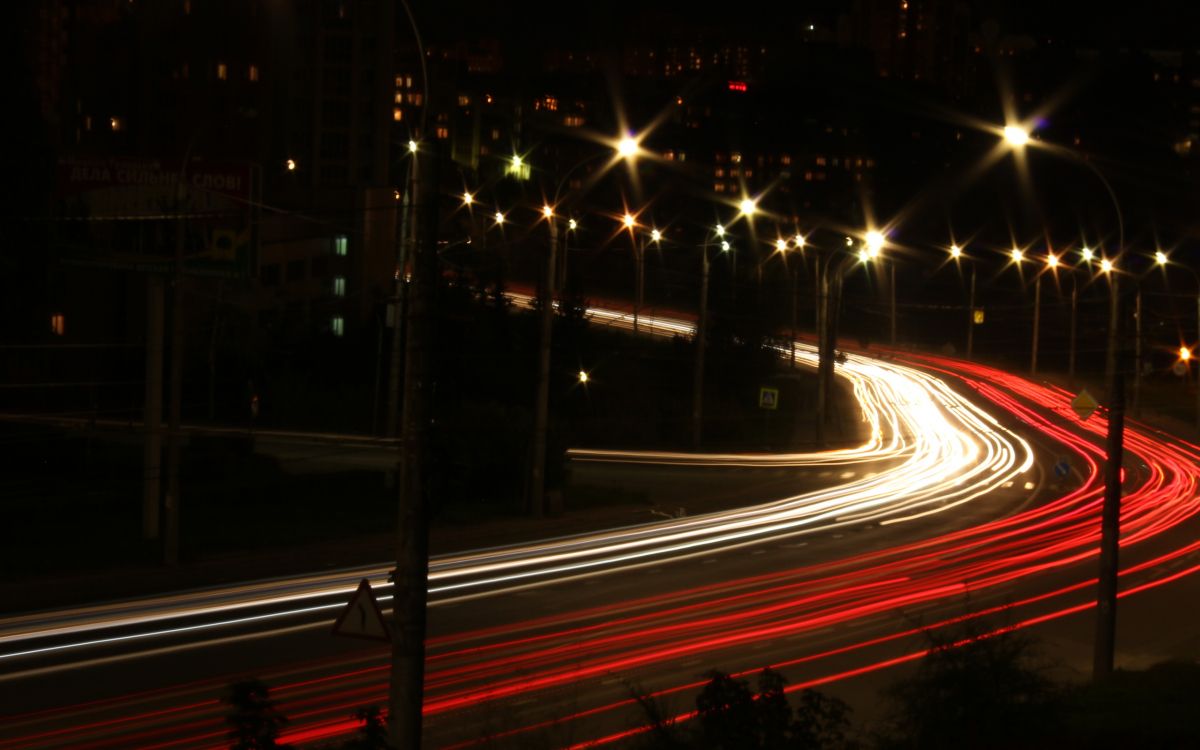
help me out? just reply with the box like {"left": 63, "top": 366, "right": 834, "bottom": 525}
{"left": 529, "top": 217, "right": 558, "bottom": 517}
{"left": 386, "top": 158, "right": 417, "bottom": 437}
{"left": 966, "top": 265, "right": 976, "bottom": 360}
{"left": 790, "top": 257, "right": 797, "bottom": 368}
{"left": 1133, "top": 288, "right": 1142, "bottom": 416}
{"left": 634, "top": 237, "right": 643, "bottom": 334}
{"left": 889, "top": 263, "right": 897, "bottom": 348}
{"left": 691, "top": 246, "right": 709, "bottom": 448}
{"left": 142, "top": 277, "right": 164, "bottom": 540}
{"left": 1031, "top": 274, "right": 1041, "bottom": 375}
{"left": 163, "top": 183, "right": 187, "bottom": 566}
{"left": 1094, "top": 274, "right": 1124, "bottom": 680}
{"left": 1069, "top": 280, "right": 1078, "bottom": 381}
{"left": 388, "top": 137, "right": 437, "bottom": 750}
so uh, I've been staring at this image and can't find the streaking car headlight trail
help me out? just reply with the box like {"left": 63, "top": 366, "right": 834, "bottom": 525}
{"left": 0, "top": 304, "right": 1028, "bottom": 674}
{"left": 13, "top": 310, "right": 1200, "bottom": 750}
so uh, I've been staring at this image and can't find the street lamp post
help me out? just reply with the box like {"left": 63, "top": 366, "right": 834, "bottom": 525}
{"left": 529, "top": 205, "right": 558, "bottom": 518}
{"left": 1000, "top": 123, "right": 1126, "bottom": 680}
{"left": 967, "top": 264, "right": 977, "bottom": 360}
{"left": 692, "top": 231, "right": 715, "bottom": 448}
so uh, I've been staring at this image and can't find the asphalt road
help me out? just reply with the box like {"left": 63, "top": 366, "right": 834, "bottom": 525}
{"left": 5, "top": 326, "right": 1200, "bottom": 749}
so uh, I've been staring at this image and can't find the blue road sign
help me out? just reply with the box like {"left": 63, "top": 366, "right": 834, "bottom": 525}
{"left": 1053, "top": 459, "right": 1070, "bottom": 480}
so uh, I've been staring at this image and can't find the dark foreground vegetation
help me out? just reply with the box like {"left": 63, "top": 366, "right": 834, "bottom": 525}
{"left": 224, "top": 625, "right": 1200, "bottom": 749}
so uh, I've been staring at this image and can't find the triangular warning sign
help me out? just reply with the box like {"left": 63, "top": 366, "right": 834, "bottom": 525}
{"left": 332, "top": 578, "right": 391, "bottom": 642}
{"left": 1071, "top": 388, "right": 1100, "bottom": 421}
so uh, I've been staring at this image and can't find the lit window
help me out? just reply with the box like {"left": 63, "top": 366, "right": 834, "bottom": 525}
{"left": 491, "top": 128, "right": 500, "bottom": 140}
{"left": 248, "top": 64, "right": 259, "bottom": 82}
{"left": 332, "top": 316, "right": 344, "bottom": 337}
{"left": 50, "top": 314, "right": 65, "bottom": 336}
{"left": 714, "top": 182, "right": 726, "bottom": 192}
{"left": 395, "top": 75, "right": 404, "bottom": 87}
{"left": 333, "top": 276, "right": 346, "bottom": 297}
{"left": 406, "top": 76, "right": 413, "bottom": 88}
{"left": 393, "top": 107, "right": 403, "bottom": 122}
{"left": 334, "top": 235, "right": 348, "bottom": 256}
{"left": 183, "top": 0, "right": 191, "bottom": 13}
{"left": 436, "top": 126, "right": 449, "bottom": 139}
{"left": 457, "top": 94, "right": 470, "bottom": 106}
{"left": 217, "top": 62, "right": 227, "bottom": 80}
{"left": 781, "top": 154, "right": 791, "bottom": 165}
{"left": 83, "top": 115, "right": 92, "bottom": 131}
{"left": 815, "top": 156, "right": 826, "bottom": 166}
{"left": 731, "top": 153, "right": 742, "bottom": 163}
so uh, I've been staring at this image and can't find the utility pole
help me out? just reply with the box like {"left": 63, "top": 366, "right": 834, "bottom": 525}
{"left": 889, "top": 263, "right": 897, "bottom": 347}
{"left": 1094, "top": 274, "right": 1124, "bottom": 680}
{"left": 163, "top": 180, "right": 187, "bottom": 566}
{"left": 386, "top": 159, "right": 418, "bottom": 438}
{"left": 790, "top": 255, "right": 798, "bottom": 368}
{"left": 1133, "top": 289, "right": 1142, "bottom": 416}
{"left": 142, "top": 277, "right": 164, "bottom": 541}
{"left": 691, "top": 245, "right": 709, "bottom": 448}
{"left": 816, "top": 262, "right": 843, "bottom": 446}
{"left": 1195, "top": 292, "right": 1200, "bottom": 431}
{"left": 388, "top": 138, "right": 438, "bottom": 749}
{"left": 966, "top": 265, "right": 976, "bottom": 360}
{"left": 1031, "top": 274, "right": 1041, "bottom": 375}
{"left": 529, "top": 215, "right": 558, "bottom": 517}
{"left": 1069, "top": 280, "right": 1077, "bottom": 381}
{"left": 633, "top": 236, "right": 643, "bottom": 335}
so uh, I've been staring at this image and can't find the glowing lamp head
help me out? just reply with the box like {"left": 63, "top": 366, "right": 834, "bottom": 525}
{"left": 493, "top": 211, "right": 505, "bottom": 225}
{"left": 1180, "top": 346, "right": 1192, "bottom": 362}
{"left": 1003, "top": 125, "right": 1031, "bottom": 147}
{"left": 542, "top": 204, "right": 554, "bottom": 219}
{"left": 1100, "top": 258, "right": 1114, "bottom": 274}
{"left": 1046, "top": 253, "right": 1059, "bottom": 268}
{"left": 285, "top": 158, "right": 297, "bottom": 171}
{"left": 578, "top": 370, "right": 590, "bottom": 383}
{"left": 794, "top": 234, "right": 805, "bottom": 248}
{"left": 949, "top": 244, "right": 962, "bottom": 259}
{"left": 1156, "top": 250, "right": 1169, "bottom": 266}
{"left": 568, "top": 218, "right": 578, "bottom": 231}
{"left": 1081, "top": 246, "right": 1094, "bottom": 262}
{"left": 616, "top": 135, "right": 639, "bottom": 158}
{"left": 738, "top": 197, "right": 757, "bottom": 217}
{"left": 857, "top": 248, "right": 871, "bottom": 262}
{"left": 720, "top": 240, "right": 731, "bottom": 252}
{"left": 775, "top": 238, "right": 788, "bottom": 252}
{"left": 511, "top": 154, "right": 523, "bottom": 168}
{"left": 622, "top": 213, "right": 636, "bottom": 230}
{"left": 408, "top": 140, "right": 418, "bottom": 153}
{"left": 650, "top": 228, "right": 662, "bottom": 243}
{"left": 1011, "top": 248, "right": 1024, "bottom": 264}
{"left": 715, "top": 224, "right": 725, "bottom": 238}
{"left": 461, "top": 191, "right": 474, "bottom": 206}
{"left": 865, "top": 230, "right": 885, "bottom": 257}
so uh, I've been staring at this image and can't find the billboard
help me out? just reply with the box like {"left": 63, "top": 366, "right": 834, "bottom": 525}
{"left": 55, "top": 157, "right": 258, "bottom": 278}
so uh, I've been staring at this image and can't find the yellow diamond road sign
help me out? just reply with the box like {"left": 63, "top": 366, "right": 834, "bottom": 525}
{"left": 1071, "top": 389, "right": 1099, "bottom": 421}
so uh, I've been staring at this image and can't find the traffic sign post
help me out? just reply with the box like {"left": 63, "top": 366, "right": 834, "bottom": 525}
{"left": 1053, "top": 458, "right": 1071, "bottom": 480}
{"left": 332, "top": 578, "right": 392, "bottom": 643}
{"left": 758, "top": 387, "right": 779, "bottom": 410}
{"left": 1071, "top": 389, "right": 1099, "bottom": 421}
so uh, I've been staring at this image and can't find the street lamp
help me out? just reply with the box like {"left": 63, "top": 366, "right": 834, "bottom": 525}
{"left": 996, "top": 121, "right": 1127, "bottom": 680}
{"left": 1155, "top": 253, "right": 1200, "bottom": 432}
{"left": 948, "top": 243, "right": 979, "bottom": 360}
{"left": 529, "top": 135, "right": 644, "bottom": 520}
